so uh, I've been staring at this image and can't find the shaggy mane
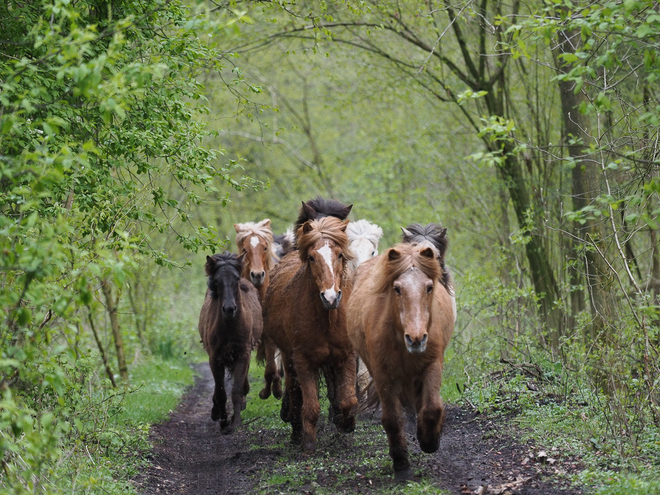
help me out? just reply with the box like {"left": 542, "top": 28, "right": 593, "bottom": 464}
{"left": 295, "top": 197, "right": 353, "bottom": 236}
{"left": 297, "top": 217, "right": 355, "bottom": 267}
{"left": 234, "top": 220, "right": 275, "bottom": 271}
{"left": 371, "top": 244, "right": 442, "bottom": 296}
{"left": 347, "top": 219, "right": 383, "bottom": 246}
{"left": 401, "top": 223, "right": 448, "bottom": 259}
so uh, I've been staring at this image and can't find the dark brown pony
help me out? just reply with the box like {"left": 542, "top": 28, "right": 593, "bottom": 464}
{"left": 198, "top": 253, "right": 262, "bottom": 433}
{"left": 347, "top": 243, "right": 454, "bottom": 480}
{"left": 234, "top": 219, "right": 284, "bottom": 400}
{"left": 262, "top": 216, "right": 357, "bottom": 453}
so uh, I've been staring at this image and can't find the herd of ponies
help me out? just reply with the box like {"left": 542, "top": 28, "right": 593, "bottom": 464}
{"left": 198, "top": 197, "right": 455, "bottom": 481}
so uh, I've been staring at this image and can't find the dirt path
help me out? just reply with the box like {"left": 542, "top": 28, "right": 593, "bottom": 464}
{"left": 136, "top": 364, "right": 582, "bottom": 494}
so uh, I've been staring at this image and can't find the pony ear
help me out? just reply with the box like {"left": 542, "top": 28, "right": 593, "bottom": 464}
{"left": 419, "top": 247, "right": 435, "bottom": 259}
{"left": 258, "top": 218, "right": 271, "bottom": 229}
{"left": 205, "top": 255, "right": 216, "bottom": 276}
{"left": 339, "top": 219, "right": 350, "bottom": 232}
{"left": 401, "top": 227, "right": 413, "bottom": 240}
{"left": 302, "top": 220, "right": 314, "bottom": 234}
{"left": 388, "top": 249, "right": 402, "bottom": 261}
{"left": 301, "top": 201, "right": 318, "bottom": 221}
{"left": 234, "top": 223, "right": 241, "bottom": 233}
{"left": 439, "top": 227, "right": 447, "bottom": 237}
{"left": 345, "top": 204, "right": 353, "bottom": 216}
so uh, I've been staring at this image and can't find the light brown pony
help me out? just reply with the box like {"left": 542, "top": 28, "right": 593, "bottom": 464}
{"left": 234, "top": 219, "right": 283, "bottom": 400}
{"left": 347, "top": 243, "right": 454, "bottom": 480}
{"left": 198, "top": 253, "right": 263, "bottom": 433}
{"left": 262, "top": 216, "right": 357, "bottom": 453}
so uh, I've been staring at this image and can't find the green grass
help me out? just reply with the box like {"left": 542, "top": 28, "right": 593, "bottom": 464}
{"left": 47, "top": 355, "right": 198, "bottom": 495}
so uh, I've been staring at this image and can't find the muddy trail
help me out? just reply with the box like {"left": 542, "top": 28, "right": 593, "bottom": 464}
{"left": 136, "top": 364, "right": 583, "bottom": 494}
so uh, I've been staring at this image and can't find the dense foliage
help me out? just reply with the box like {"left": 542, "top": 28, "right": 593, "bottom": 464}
{"left": 4, "top": 0, "right": 660, "bottom": 492}
{"left": 0, "top": 0, "right": 257, "bottom": 491}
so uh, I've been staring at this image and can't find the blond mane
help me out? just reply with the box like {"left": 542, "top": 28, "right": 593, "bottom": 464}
{"left": 371, "top": 243, "right": 442, "bottom": 295}
{"left": 234, "top": 219, "right": 275, "bottom": 271}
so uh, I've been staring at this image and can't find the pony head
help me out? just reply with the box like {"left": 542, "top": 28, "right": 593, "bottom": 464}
{"left": 297, "top": 216, "right": 354, "bottom": 310}
{"left": 376, "top": 244, "right": 441, "bottom": 354}
{"left": 347, "top": 219, "right": 383, "bottom": 270}
{"left": 205, "top": 253, "right": 243, "bottom": 319}
{"left": 234, "top": 219, "right": 274, "bottom": 287}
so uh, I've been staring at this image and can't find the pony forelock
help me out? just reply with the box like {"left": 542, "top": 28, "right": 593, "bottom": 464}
{"left": 401, "top": 223, "right": 448, "bottom": 259}
{"left": 371, "top": 243, "right": 442, "bottom": 295}
{"left": 234, "top": 219, "right": 275, "bottom": 271}
{"left": 347, "top": 219, "right": 383, "bottom": 246}
{"left": 297, "top": 217, "right": 354, "bottom": 264}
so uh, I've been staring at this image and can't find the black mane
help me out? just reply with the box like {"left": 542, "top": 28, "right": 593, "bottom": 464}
{"left": 401, "top": 223, "right": 452, "bottom": 294}
{"left": 294, "top": 197, "right": 353, "bottom": 235}
{"left": 273, "top": 233, "right": 294, "bottom": 258}
{"left": 205, "top": 252, "right": 243, "bottom": 299}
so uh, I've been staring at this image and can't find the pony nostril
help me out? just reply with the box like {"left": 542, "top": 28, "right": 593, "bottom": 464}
{"left": 421, "top": 334, "right": 428, "bottom": 346}
{"left": 405, "top": 334, "right": 414, "bottom": 346}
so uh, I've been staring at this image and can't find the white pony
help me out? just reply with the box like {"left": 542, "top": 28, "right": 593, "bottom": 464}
{"left": 346, "top": 219, "right": 384, "bottom": 396}
{"left": 346, "top": 219, "right": 384, "bottom": 271}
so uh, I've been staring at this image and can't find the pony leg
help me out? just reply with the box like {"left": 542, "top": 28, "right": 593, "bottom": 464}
{"left": 280, "top": 354, "right": 294, "bottom": 423}
{"left": 209, "top": 356, "right": 228, "bottom": 428}
{"left": 333, "top": 356, "right": 358, "bottom": 433}
{"left": 225, "top": 353, "right": 250, "bottom": 435}
{"left": 415, "top": 362, "right": 445, "bottom": 453}
{"left": 287, "top": 364, "right": 304, "bottom": 446}
{"left": 380, "top": 393, "right": 412, "bottom": 481}
{"left": 296, "top": 361, "right": 320, "bottom": 454}
{"left": 259, "top": 336, "right": 282, "bottom": 400}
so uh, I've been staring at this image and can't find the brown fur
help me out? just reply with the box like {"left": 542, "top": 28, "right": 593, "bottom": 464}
{"left": 198, "top": 253, "right": 263, "bottom": 433}
{"left": 234, "top": 219, "right": 284, "bottom": 401}
{"left": 347, "top": 243, "right": 454, "bottom": 480}
{"left": 262, "top": 217, "right": 358, "bottom": 453}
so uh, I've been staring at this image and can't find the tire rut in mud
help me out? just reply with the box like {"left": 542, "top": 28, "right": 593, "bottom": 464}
{"left": 136, "top": 364, "right": 582, "bottom": 494}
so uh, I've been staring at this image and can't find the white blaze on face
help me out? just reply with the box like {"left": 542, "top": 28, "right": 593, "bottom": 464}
{"left": 318, "top": 242, "right": 337, "bottom": 303}
{"left": 250, "top": 236, "right": 260, "bottom": 248}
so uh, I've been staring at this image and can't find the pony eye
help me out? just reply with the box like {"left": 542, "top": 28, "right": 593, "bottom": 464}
{"left": 264, "top": 247, "right": 268, "bottom": 252}
{"left": 394, "top": 286, "right": 401, "bottom": 295}
{"left": 309, "top": 255, "right": 315, "bottom": 263}
{"left": 426, "top": 285, "right": 433, "bottom": 294}
{"left": 372, "top": 251, "right": 377, "bottom": 256}
{"left": 338, "top": 253, "right": 343, "bottom": 260}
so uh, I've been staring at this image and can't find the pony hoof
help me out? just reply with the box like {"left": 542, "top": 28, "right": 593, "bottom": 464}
{"left": 211, "top": 410, "right": 220, "bottom": 422}
{"left": 394, "top": 468, "right": 414, "bottom": 482}
{"left": 221, "top": 425, "right": 235, "bottom": 435}
{"left": 302, "top": 440, "right": 315, "bottom": 454}
{"left": 259, "top": 388, "right": 271, "bottom": 400}
{"left": 220, "top": 418, "right": 229, "bottom": 429}
{"left": 273, "top": 387, "right": 283, "bottom": 400}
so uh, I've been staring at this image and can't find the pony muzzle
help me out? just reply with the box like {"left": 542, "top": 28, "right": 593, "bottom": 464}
{"left": 405, "top": 333, "right": 428, "bottom": 354}
{"left": 250, "top": 270, "right": 265, "bottom": 286}
{"left": 222, "top": 304, "right": 237, "bottom": 318}
{"left": 320, "top": 288, "right": 342, "bottom": 309}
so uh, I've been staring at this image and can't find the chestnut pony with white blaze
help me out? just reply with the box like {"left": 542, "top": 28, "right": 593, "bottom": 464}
{"left": 262, "top": 216, "right": 357, "bottom": 453}
{"left": 234, "top": 219, "right": 284, "bottom": 401}
{"left": 347, "top": 243, "right": 454, "bottom": 480}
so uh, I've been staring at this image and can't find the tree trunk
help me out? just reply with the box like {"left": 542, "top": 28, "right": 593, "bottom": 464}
{"left": 101, "top": 279, "right": 128, "bottom": 381}
{"left": 554, "top": 26, "right": 613, "bottom": 340}
{"left": 87, "top": 309, "right": 117, "bottom": 388}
